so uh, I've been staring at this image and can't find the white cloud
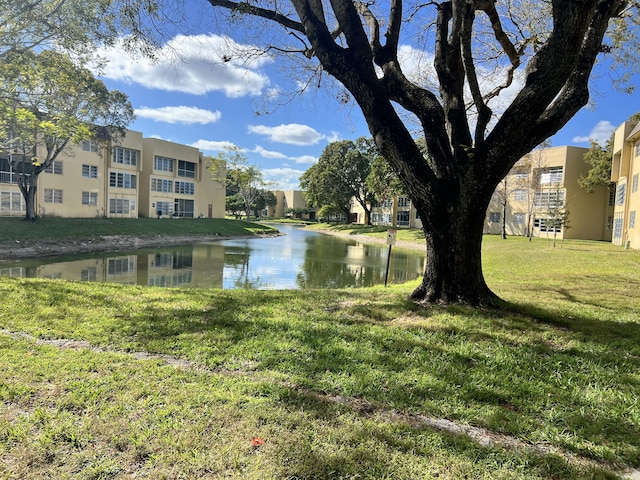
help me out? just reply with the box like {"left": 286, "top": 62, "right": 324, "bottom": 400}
{"left": 191, "top": 139, "right": 239, "bottom": 152}
{"left": 290, "top": 154, "right": 317, "bottom": 165}
{"left": 97, "top": 34, "right": 272, "bottom": 97}
{"left": 247, "top": 123, "right": 324, "bottom": 145}
{"left": 262, "top": 167, "right": 306, "bottom": 190}
{"left": 572, "top": 120, "right": 615, "bottom": 145}
{"left": 135, "top": 106, "right": 222, "bottom": 124}
{"left": 251, "top": 145, "right": 288, "bottom": 159}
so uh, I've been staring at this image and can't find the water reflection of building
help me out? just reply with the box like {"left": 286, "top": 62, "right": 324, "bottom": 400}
{"left": 1, "top": 244, "right": 227, "bottom": 288}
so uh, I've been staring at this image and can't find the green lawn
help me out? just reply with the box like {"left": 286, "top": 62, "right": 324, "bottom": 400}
{"left": 0, "top": 217, "right": 277, "bottom": 242}
{"left": 1, "top": 225, "right": 639, "bottom": 479}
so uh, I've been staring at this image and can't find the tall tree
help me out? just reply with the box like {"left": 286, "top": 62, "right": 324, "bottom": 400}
{"left": 210, "top": 147, "right": 266, "bottom": 220}
{"left": 300, "top": 138, "right": 376, "bottom": 224}
{"left": 0, "top": 50, "right": 134, "bottom": 221}
{"left": 0, "top": 0, "right": 163, "bottom": 59}
{"left": 134, "top": 0, "right": 636, "bottom": 305}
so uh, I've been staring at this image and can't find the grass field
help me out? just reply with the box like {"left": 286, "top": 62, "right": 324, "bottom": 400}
{"left": 1, "top": 223, "right": 639, "bottom": 479}
{"left": 0, "top": 217, "right": 277, "bottom": 243}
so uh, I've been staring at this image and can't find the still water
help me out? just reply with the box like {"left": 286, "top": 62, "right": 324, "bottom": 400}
{"left": 0, "top": 225, "right": 425, "bottom": 290}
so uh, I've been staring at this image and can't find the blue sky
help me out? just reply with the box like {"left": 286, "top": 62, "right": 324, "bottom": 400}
{"left": 94, "top": 29, "right": 639, "bottom": 191}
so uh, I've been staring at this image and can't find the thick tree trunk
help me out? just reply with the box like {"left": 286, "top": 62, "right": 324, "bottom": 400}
{"left": 409, "top": 182, "right": 500, "bottom": 306}
{"left": 21, "top": 177, "right": 38, "bottom": 221}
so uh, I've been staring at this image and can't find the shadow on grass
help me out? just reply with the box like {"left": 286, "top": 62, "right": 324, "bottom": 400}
{"left": 4, "top": 278, "right": 639, "bottom": 472}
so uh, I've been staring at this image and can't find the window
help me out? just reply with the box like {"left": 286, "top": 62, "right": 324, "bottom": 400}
{"left": 632, "top": 174, "right": 639, "bottom": 193}
{"left": 44, "top": 188, "right": 63, "bottom": 203}
{"left": 178, "top": 160, "right": 196, "bottom": 178}
{"left": 513, "top": 189, "right": 528, "bottom": 201}
{"left": 154, "top": 156, "right": 174, "bottom": 172}
{"left": 534, "top": 190, "right": 564, "bottom": 208}
{"left": 397, "top": 210, "right": 410, "bottom": 226}
{"left": 112, "top": 147, "right": 137, "bottom": 166}
{"left": 635, "top": 142, "right": 640, "bottom": 158}
{"left": 513, "top": 213, "right": 526, "bottom": 224}
{"left": 82, "top": 164, "right": 98, "bottom": 178}
{"left": 155, "top": 201, "right": 173, "bottom": 216}
{"left": 613, "top": 213, "right": 624, "bottom": 242}
{"left": 512, "top": 169, "right": 529, "bottom": 180}
{"left": 82, "top": 191, "right": 98, "bottom": 205}
{"left": 0, "top": 191, "right": 24, "bottom": 212}
{"left": 609, "top": 189, "right": 615, "bottom": 206}
{"left": 82, "top": 140, "right": 98, "bottom": 152}
{"left": 539, "top": 166, "right": 563, "bottom": 184}
{"left": 397, "top": 196, "right": 411, "bottom": 208}
{"left": 174, "top": 199, "right": 194, "bottom": 218}
{"left": 616, "top": 183, "right": 626, "bottom": 206}
{"left": 534, "top": 217, "right": 562, "bottom": 233}
{"left": 630, "top": 211, "right": 636, "bottom": 229}
{"left": 109, "top": 198, "right": 134, "bottom": 214}
{"left": 607, "top": 215, "right": 613, "bottom": 231}
{"left": 109, "top": 171, "right": 137, "bottom": 189}
{"left": 489, "top": 212, "right": 501, "bottom": 223}
{"left": 107, "top": 257, "right": 135, "bottom": 275}
{"left": 151, "top": 178, "right": 173, "bottom": 193}
{"left": 175, "top": 181, "right": 195, "bottom": 195}
{"left": 81, "top": 268, "right": 97, "bottom": 282}
{"left": 44, "top": 161, "right": 63, "bottom": 175}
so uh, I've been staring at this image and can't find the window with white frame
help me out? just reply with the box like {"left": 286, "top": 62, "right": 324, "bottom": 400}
{"left": 539, "top": 166, "right": 563, "bottom": 184}
{"left": 155, "top": 201, "right": 173, "bottom": 216}
{"left": 82, "top": 140, "right": 98, "bottom": 152}
{"left": 630, "top": 211, "right": 636, "bottom": 229}
{"left": 154, "top": 156, "right": 174, "bottom": 172}
{"left": 513, "top": 189, "right": 528, "bottom": 201}
{"left": 81, "top": 268, "right": 97, "bottom": 282}
{"left": 635, "top": 142, "right": 640, "bottom": 158}
{"left": 0, "top": 191, "right": 24, "bottom": 211}
{"left": 44, "top": 161, "right": 63, "bottom": 175}
{"left": 616, "top": 183, "right": 626, "bottom": 205}
{"left": 175, "top": 181, "right": 195, "bottom": 195}
{"left": 178, "top": 160, "right": 196, "bottom": 178}
{"left": 513, "top": 213, "right": 526, "bottom": 224}
{"left": 397, "top": 196, "right": 411, "bottom": 208}
{"left": 109, "top": 198, "right": 134, "bottom": 214}
{"left": 534, "top": 190, "right": 564, "bottom": 208}
{"left": 109, "top": 171, "right": 137, "bottom": 189}
{"left": 174, "top": 198, "right": 194, "bottom": 218}
{"left": 632, "top": 174, "right": 639, "bottom": 193}
{"left": 489, "top": 212, "right": 501, "bottom": 223}
{"left": 512, "top": 168, "right": 529, "bottom": 180}
{"left": 151, "top": 178, "right": 173, "bottom": 192}
{"left": 44, "top": 188, "right": 63, "bottom": 203}
{"left": 82, "top": 191, "right": 98, "bottom": 205}
{"left": 534, "top": 217, "right": 562, "bottom": 233}
{"left": 396, "top": 210, "right": 410, "bottom": 226}
{"left": 112, "top": 147, "right": 138, "bottom": 166}
{"left": 613, "top": 213, "right": 624, "bottom": 242}
{"left": 82, "top": 164, "right": 98, "bottom": 178}
{"left": 107, "top": 257, "right": 135, "bottom": 274}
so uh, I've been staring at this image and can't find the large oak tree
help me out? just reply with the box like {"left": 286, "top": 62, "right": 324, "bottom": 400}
{"left": 184, "top": 0, "right": 636, "bottom": 305}
{"left": 76, "top": 0, "right": 634, "bottom": 305}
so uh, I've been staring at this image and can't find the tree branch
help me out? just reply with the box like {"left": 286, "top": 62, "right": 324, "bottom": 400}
{"left": 205, "top": 0, "right": 305, "bottom": 32}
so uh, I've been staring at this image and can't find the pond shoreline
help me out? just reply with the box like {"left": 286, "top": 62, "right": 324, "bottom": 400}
{"left": 0, "top": 233, "right": 280, "bottom": 261}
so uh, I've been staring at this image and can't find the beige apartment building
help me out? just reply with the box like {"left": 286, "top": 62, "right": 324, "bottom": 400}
{"left": 484, "top": 146, "right": 612, "bottom": 241}
{"left": 265, "top": 190, "right": 316, "bottom": 220}
{"left": 611, "top": 120, "right": 640, "bottom": 249}
{"left": 0, "top": 130, "right": 225, "bottom": 219}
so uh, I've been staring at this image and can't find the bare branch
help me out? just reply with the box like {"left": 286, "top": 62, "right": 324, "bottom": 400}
{"left": 205, "top": 0, "right": 304, "bottom": 32}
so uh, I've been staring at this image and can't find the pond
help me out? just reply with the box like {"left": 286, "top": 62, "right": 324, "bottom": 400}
{"left": 0, "top": 224, "right": 425, "bottom": 290}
